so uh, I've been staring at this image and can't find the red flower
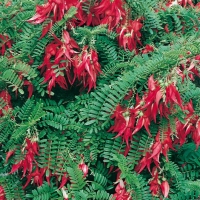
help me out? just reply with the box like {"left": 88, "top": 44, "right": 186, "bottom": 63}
{"left": 59, "top": 172, "right": 68, "bottom": 189}
{"left": 116, "top": 20, "right": 143, "bottom": 52}
{"left": 108, "top": 105, "right": 135, "bottom": 146}
{"left": 76, "top": 1, "right": 100, "bottom": 27}
{"left": 124, "top": 90, "right": 134, "bottom": 100}
{"left": 27, "top": 3, "right": 54, "bottom": 24}
{"left": 5, "top": 1, "right": 12, "bottom": 7}
{"left": 178, "top": 0, "right": 194, "bottom": 7}
{"left": 154, "top": 131, "right": 175, "bottom": 162}
{"left": 0, "top": 185, "right": 6, "bottom": 200}
{"left": 39, "top": 31, "right": 79, "bottom": 94}
{"left": 136, "top": 130, "right": 175, "bottom": 173}
{"left": 192, "top": 120, "right": 200, "bottom": 148}
{"left": 135, "top": 152, "right": 152, "bottom": 173}
{"left": 149, "top": 167, "right": 160, "bottom": 196}
{"left": 113, "top": 180, "right": 132, "bottom": 200}
{"left": 167, "top": 0, "right": 194, "bottom": 7}
{"left": 94, "top": 0, "right": 126, "bottom": 30}
{"left": 164, "top": 24, "right": 170, "bottom": 33}
{"left": 160, "top": 181, "right": 170, "bottom": 198}
{"left": 23, "top": 167, "right": 45, "bottom": 189}
{"left": 27, "top": 0, "right": 85, "bottom": 26}
{"left": 9, "top": 138, "right": 39, "bottom": 177}
{"left": 165, "top": 83, "right": 183, "bottom": 109}
{"left": 72, "top": 46, "right": 101, "bottom": 92}
{"left": 39, "top": 21, "right": 53, "bottom": 39}
{"left": 78, "top": 162, "right": 89, "bottom": 177}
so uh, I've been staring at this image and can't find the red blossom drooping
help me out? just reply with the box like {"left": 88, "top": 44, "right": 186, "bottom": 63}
{"left": 113, "top": 180, "right": 132, "bottom": 200}
{"left": 18, "top": 73, "right": 34, "bottom": 98}
{"left": 27, "top": 0, "right": 79, "bottom": 24}
{"left": 135, "top": 130, "right": 174, "bottom": 173}
{"left": 0, "top": 34, "right": 12, "bottom": 56}
{"left": 72, "top": 46, "right": 101, "bottom": 92}
{"left": 6, "top": 150, "right": 15, "bottom": 163}
{"left": 58, "top": 173, "right": 68, "bottom": 189}
{"left": 0, "top": 185, "right": 6, "bottom": 200}
{"left": 165, "top": 83, "right": 183, "bottom": 109}
{"left": 160, "top": 180, "right": 170, "bottom": 198}
{"left": 110, "top": 76, "right": 184, "bottom": 146}
{"left": 23, "top": 80, "right": 34, "bottom": 98}
{"left": 108, "top": 105, "right": 136, "bottom": 146}
{"left": 174, "top": 99, "right": 200, "bottom": 148}
{"left": 135, "top": 152, "right": 152, "bottom": 173}
{"left": 78, "top": 162, "right": 89, "bottom": 177}
{"left": 131, "top": 77, "right": 183, "bottom": 135}
{"left": 23, "top": 167, "right": 45, "bottom": 189}
{"left": 39, "top": 31, "right": 79, "bottom": 94}
{"left": 149, "top": 167, "right": 170, "bottom": 198}
{"left": 9, "top": 138, "right": 39, "bottom": 177}
{"left": 175, "top": 100, "right": 194, "bottom": 145}
{"left": 28, "top": 0, "right": 100, "bottom": 29}
{"left": 149, "top": 167, "right": 160, "bottom": 196}
{"left": 0, "top": 90, "right": 12, "bottom": 116}
{"left": 94, "top": 0, "right": 126, "bottom": 30}
{"left": 116, "top": 20, "right": 143, "bottom": 52}
{"left": 76, "top": 1, "right": 100, "bottom": 27}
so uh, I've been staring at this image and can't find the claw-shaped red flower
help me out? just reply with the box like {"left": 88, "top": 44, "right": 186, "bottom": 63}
{"left": 9, "top": 138, "right": 39, "bottom": 177}
{"left": 116, "top": 20, "right": 143, "bottom": 52}
{"left": 108, "top": 105, "right": 136, "bottom": 146}
{"left": 72, "top": 46, "right": 101, "bottom": 92}
{"left": 39, "top": 31, "right": 79, "bottom": 94}
{"left": 23, "top": 167, "right": 45, "bottom": 189}
{"left": 94, "top": 0, "right": 126, "bottom": 30}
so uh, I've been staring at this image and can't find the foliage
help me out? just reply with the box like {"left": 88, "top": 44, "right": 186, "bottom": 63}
{"left": 1, "top": 0, "right": 200, "bottom": 199}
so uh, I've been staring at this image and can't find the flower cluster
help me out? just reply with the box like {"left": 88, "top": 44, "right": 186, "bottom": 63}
{"left": 73, "top": 46, "right": 101, "bottom": 92}
{"left": 38, "top": 30, "right": 79, "bottom": 93}
{"left": 116, "top": 20, "right": 143, "bottom": 52}
{"left": 39, "top": 30, "right": 101, "bottom": 93}
{"left": 9, "top": 138, "right": 39, "bottom": 177}
{"left": 175, "top": 100, "right": 200, "bottom": 148}
{"left": 109, "top": 75, "right": 184, "bottom": 146}
{"left": 94, "top": 0, "right": 126, "bottom": 30}
{"left": 27, "top": 0, "right": 79, "bottom": 24}
{"left": 7, "top": 139, "right": 89, "bottom": 189}
{"left": 135, "top": 129, "right": 174, "bottom": 174}
{"left": 149, "top": 167, "right": 169, "bottom": 198}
